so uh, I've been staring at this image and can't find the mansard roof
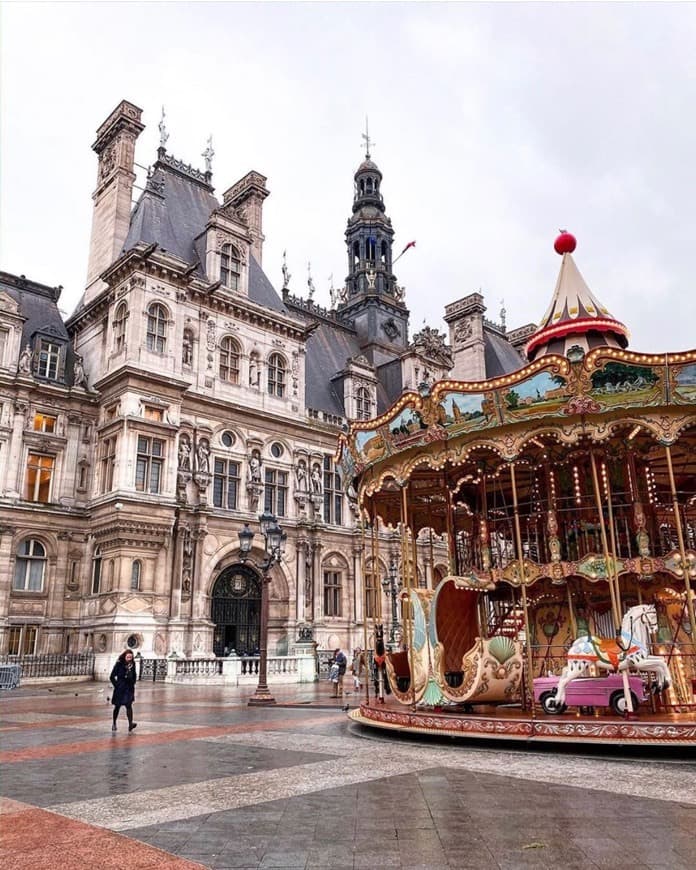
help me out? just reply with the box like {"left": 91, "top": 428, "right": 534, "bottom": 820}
{"left": 123, "top": 152, "right": 287, "bottom": 315}
{"left": 483, "top": 329, "right": 525, "bottom": 377}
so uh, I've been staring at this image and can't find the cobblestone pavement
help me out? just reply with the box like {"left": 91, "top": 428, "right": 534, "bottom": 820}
{"left": 1, "top": 681, "right": 694, "bottom": 869}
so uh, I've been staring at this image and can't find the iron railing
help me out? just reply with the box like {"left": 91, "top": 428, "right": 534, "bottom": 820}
{"left": 138, "top": 657, "right": 168, "bottom": 682}
{"left": 0, "top": 652, "right": 95, "bottom": 679}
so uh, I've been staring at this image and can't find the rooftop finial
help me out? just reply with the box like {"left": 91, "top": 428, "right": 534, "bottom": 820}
{"left": 158, "top": 106, "right": 169, "bottom": 150}
{"left": 282, "top": 250, "right": 291, "bottom": 290}
{"left": 500, "top": 298, "right": 506, "bottom": 332}
{"left": 307, "top": 261, "right": 315, "bottom": 300}
{"left": 361, "top": 116, "right": 374, "bottom": 159}
{"left": 202, "top": 135, "right": 214, "bottom": 174}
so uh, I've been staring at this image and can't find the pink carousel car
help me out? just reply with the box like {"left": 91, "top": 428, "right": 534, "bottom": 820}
{"left": 534, "top": 673, "right": 650, "bottom": 716}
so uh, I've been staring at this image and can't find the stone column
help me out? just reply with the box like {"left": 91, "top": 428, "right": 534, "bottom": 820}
{"left": 312, "top": 541, "right": 323, "bottom": 624}
{"left": 7, "top": 399, "right": 28, "bottom": 497}
{"left": 296, "top": 537, "right": 307, "bottom": 623}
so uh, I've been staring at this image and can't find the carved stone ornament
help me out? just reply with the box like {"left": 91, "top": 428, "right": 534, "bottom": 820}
{"left": 382, "top": 318, "right": 399, "bottom": 340}
{"left": 100, "top": 144, "right": 118, "bottom": 181}
{"left": 454, "top": 320, "right": 473, "bottom": 346}
{"left": 206, "top": 319, "right": 216, "bottom": 351}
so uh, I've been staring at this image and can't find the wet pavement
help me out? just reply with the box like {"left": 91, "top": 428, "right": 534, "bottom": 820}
{"left": 1, "top": 680, "right": 695, "bottom": 868}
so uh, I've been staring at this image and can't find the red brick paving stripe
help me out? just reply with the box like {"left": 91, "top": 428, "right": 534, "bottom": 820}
{"left": 0, "top": 801, "right": 206, "bottom": 869}
{"left": 0, "top": 714, "right": 343, "bottom": 764}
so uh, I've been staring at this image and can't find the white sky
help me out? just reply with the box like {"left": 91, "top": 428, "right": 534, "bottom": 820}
{"left": 2, "top": 1, "right": 696, "bottom": 352}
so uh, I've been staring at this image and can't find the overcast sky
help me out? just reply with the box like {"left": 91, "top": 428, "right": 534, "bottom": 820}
{"left": 2, "top": 1, "right": 696, "bottom": 352}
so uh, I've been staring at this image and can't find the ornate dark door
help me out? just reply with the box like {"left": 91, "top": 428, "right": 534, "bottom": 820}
{"left": 211, "top": 565, "right": 261, "bottom": 657}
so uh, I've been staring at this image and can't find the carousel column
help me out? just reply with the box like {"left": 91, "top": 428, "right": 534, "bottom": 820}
{"left": 589, "top": 451, "right": 634, "bottom": 714}
{"left": 665, "top": 445, "right": 696, "bottom": 639}
{"left": 360, "top": 520, "right": 370, "bottom": 703}
{"left": 401, "top": 484, "right": 417, "bottom": 710}
{"left": 445, "top": 474, "right": 457, "bottom": 574}
{"left": 626, "top": 451, "right": 651, "bottom": 559}
{"left": 509, "top": 462, "right": 536, "bottom": 715}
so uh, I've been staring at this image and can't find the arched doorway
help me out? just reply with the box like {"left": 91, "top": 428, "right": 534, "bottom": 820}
{"left": 211, "top": 564, "right": 261, "bottom": 657}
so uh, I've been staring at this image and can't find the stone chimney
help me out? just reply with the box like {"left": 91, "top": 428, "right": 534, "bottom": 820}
{"left": 444, "top": 293, "right": 487, "bottom": 381}
{"left": 222, "top": 171, "right": 269, "bottom": 265}
{"left": 84, "top": 100, "right": 144, "bottom": 303}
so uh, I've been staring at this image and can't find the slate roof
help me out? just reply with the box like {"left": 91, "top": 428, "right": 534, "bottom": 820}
{"left": 123, "top": 155, "right": 287, "bottom": 315}
{"left": 0, "top": 271, "right": 78, "bottom": 385}
{"left": 302, "top": 319, "right": 361, "bottom": 416}
{"left": 483, "top": 329, "right": 525, "bottom": 378}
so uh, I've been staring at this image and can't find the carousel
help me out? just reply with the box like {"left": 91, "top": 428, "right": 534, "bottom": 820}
{"left": 340, "top": 233, "right": 696, "bottom": 747}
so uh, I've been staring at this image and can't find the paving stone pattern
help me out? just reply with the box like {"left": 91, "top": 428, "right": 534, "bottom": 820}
{"left": 1, "top": 681, "right": 694, "bottom": 869}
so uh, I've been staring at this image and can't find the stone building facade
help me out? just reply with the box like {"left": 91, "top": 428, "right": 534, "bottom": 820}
{"left": 0, "top": 100, "right": 527, "bottom": 673}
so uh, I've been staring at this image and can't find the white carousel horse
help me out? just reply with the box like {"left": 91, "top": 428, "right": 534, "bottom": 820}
{"left": 554, "top": 604, "right": 670, "bottom": 707}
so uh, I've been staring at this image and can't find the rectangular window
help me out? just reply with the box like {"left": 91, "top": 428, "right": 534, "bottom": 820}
{"left": 213, "top": 458, "right": 240, "bottom": 509}
{"left": 37, "top": 340, "right": 61, "bottom": 379}
{"left": 323, "top": 570, "right": 342, "bottom": 617}
{"left": 323, "top": 455, "right": 343, "bottom": 525}
{"left": 264, "top": 468, "right": 288, "bottom": 517}
{"left": 7, "top": 626, "right": 39, "bottom": 656}
{"left": 25, "top": 453, "right": 55, "bottom": 502}
{"left": 144, "top": 406, "right": 164, "bottom": 422}
{"left": 8, "top": 626, "right": 22, "bottom": 656}
{"left": 135, "top": 435, "right": 164, "bottom": 494}
{"left": 33, "top": 413, "right": 57, "bottom": 433}
{"left": 100, "top": 436, "right": 117, "bottom": 493}
{"left": 364, "top": 571, "right": 379, "bottom": 619}
{"left": 0, "top": 327, "right": 9, "bottom": 365}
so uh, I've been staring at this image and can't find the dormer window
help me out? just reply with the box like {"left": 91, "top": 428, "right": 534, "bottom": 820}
{"left": 267, "top": 353, "right": 286, "bottom": 398}
{"left": 37, "top": 340, "right": 61, "bottom": 379}
{"left": 355, "top": 386, "right": 372, "bottom": 421}
{"left": 113, "top": 302, "right": 128, "bottom": 352}
{"left": 220, "top": 244, "right": 240, "bottom": 291}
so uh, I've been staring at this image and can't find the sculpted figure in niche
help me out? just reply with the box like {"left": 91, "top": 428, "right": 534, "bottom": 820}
{"left": 182, "top": 331, "right": 193, "bottom": 366}
{"left": 248, "top": 451, "right": 262, "bottom": 483}
{"left": 73, "top": 354, "right": 87, "bottom": 387}
{"left": 295, "top": 459, "right": 308, "bottom": 491}
{"left": 196, "top": 439, "right": 210, "bottom": 473}
{"left": 178, "top": 435, "right": 191, "bottom": 470}
{"left": 18, "top": 344, "right": 32, "bottom": 374}
{"left": 310, "top": 462, "right": 323, "bottom": 495}
{"left": 249, "top": 352, "right": 260, "bottom": 387}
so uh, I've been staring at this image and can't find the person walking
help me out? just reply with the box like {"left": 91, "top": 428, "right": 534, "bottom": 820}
{"left": 331, "top": 648, "right": 347, "bottom": 698}
{"left": 109, "top": 649, "right": 138, "bottom": 732}
{"left": 351, "top": 647, "right": 365, "bottom": 691}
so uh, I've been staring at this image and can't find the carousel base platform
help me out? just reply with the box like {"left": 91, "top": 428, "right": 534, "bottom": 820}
{"left": 350, "top": 700, "right": 696, "bottom": 749}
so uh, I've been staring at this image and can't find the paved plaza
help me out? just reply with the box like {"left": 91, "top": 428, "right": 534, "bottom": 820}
{"left": 1, "top": 681, "right": 695, "bottom": 869}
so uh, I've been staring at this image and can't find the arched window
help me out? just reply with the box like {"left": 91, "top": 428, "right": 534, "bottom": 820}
{"left": 267, "top": 353, "right": 286, "bottom": 398}
{"left": 13, "top": 539, "right": 46, "bottom": 592}
{"left": 146, "top": 303, "right": 168, "bottom": 353}
{"left": 91, "top": 547, "right": 102, "bottom": 594}
{"left": 113, "top": 302, "right": 128, "bottom": 352}
{"left": 355, "top": 386, "right": 371, "bottom": 421}
{"left": 381, "top": 240, "right": 388, "bottom": 265}
{"left": 366, "top": 177, "right": 373, "bottom": 193}
{"left": 352, "top": 241, "right": 360, "bottom": 268}
{"left": 219, "top": 336, "right": 241, "bottom": 384}
{"left": 130, "top": 560, "right": 141, "bottom": 591}
{"left": 220, "top": 244, "right": 240, "bottom": 291}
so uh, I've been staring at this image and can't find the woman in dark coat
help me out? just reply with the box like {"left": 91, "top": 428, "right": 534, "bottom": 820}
{"left": 110, "top": 649, "right": 138, "bottom": 732}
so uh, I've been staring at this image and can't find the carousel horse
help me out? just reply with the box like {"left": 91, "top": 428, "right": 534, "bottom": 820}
{"left": 554, "top": 603, "right": 670, "bottom": 707}
{"left": 373, "top": 624, "right": 389, "bottom": 704}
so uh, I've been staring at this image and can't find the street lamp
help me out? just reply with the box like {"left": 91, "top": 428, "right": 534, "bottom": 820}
{"left": 238, "top": 511, "right": 287, "bottom": 706}
{"left": 381, "top": 558, "right": 402, "bottom": 648}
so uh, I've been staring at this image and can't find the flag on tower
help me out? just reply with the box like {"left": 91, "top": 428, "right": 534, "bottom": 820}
{"left": 400, "top": 240, "right": 416, "bottom": 255}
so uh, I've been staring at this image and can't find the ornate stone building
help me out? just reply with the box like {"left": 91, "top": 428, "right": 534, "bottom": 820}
{"left": 0, "top": 100, "right": 526, "bottom": 674}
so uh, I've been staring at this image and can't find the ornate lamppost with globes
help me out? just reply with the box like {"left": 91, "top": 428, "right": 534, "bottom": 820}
{"left": 381, "top": 557, "right": 402, "bottom": 649}
{"left": 238, "top": 510, "right": 287, "bottom": 707}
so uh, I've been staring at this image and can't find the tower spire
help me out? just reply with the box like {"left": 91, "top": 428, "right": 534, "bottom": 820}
{"left": 361, "top": 116, "right": 374, "bottom": 159}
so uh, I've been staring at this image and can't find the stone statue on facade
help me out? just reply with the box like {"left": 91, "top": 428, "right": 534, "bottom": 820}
{"left": 18, "top": 344, "right": 32, "bottom": 374}
{"left": 295, "top": 459, "right": 308, "bottom": 492}
{"left": 159, "top": 106, "right": 169, "bottom": 149}
{"left": 310, "top": 463, "right": 323, "bottom": 495}
{"left": 282, "top": 250, "right": 291, "bottom": 290}
{"left": 196, "top": 439, "right": 210, "bottom": 474}
{"left": 202, "top": 135, "right": 214, "bottom": 174}
{"left": 248, "top": 451, "right": 262, "bottom": 484}
{"left": 73, "top": 354, "right": 88, "bottom": 388}
{"left": 178, "top": 434, "right": 192, "bottom": 471}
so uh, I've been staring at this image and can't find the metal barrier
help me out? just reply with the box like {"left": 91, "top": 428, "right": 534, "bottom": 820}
{"left": 138, "top": 657, "right": 168, "bottom": 682}
{"left": 0, "top": 664, "right": 21, "bottom": 689}
{"left": 0, "top": 653, "right": 94, "bottom": 680}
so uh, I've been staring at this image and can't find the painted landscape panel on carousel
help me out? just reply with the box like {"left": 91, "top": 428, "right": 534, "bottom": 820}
{"left": 387, "top": 406, "right": 429, "bottom": 446}
{"left": 499, "top": 371, "right": 570, "bottom": 421}
{"left": 672, "top": 362, "right": 696, "bottom": 404}
{"left": 354, "top": 427, "right": 388, "bottom": 464}
{"left": 589, "top": 362, "right": 662, "bottom": 408}
{"left": 439, "top": 391, "right": 495, "bottom": 433}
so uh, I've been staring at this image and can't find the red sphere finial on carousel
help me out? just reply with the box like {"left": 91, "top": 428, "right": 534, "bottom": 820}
{"left": 554, "top": 229, "right": 576, "bottom": 255}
